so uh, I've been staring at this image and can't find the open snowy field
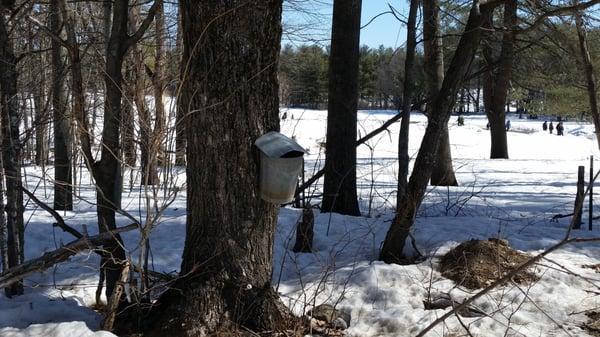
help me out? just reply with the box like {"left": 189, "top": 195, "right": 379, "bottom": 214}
{"left": 2, "top": 110, "right": 600, "bottom": 337}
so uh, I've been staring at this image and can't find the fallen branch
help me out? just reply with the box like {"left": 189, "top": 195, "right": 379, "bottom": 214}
{"left": 21, "top": 187, "right": 169, "bottom": 282}
{"left": 0, "top": 224, "right": 137, "bottom": 289}
{"left": 551, "top": 212, "right": 574, "bottom": 221}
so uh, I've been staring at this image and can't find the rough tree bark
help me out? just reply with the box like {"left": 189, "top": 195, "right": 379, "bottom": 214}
{"left": 142, "top": 1, "right": 295, "bottom": 336}
{"left": 322, "top": 0, "right": 362, "bottom": 216}
{"left": 50, "top": 0, "right": 73, "bottom": 211}
{"left": 426, "top": 0, "right": 458, "bottom": 186}
{"left": 482, "top": 0, "right": 516, "bottom": 159}
{"left": 0, "top": 9, "right": 24, "bottom": 296}
{"left": 397, "top": 0, "right": 419, "bottom": 201}
{"left": 380, "top": 2, "right": 490, "bottom": 263}
{"left": 574, "top": 3, "right": 600, "bottom": 149}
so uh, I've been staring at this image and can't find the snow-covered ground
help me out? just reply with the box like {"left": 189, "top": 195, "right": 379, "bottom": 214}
{"left": 2, "top": 110, "right": 600, "bottom": 337}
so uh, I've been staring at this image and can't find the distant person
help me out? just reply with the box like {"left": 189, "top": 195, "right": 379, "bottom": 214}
{"left": 486, "top": 122, "right": 490, "bottom": 130}
{"left": 542, "top": 121, "right": 547, "bottom": 131}
{"left": 457, "top": 115, "right": 465, "bottom": 126}
{"left": 556, "top": 121, "right": 564, "bottom": 136}
{"left": 282, "top": 111, "right": 287, "bottom": 120}
{"left": 549, "top": 121, "right": 554, "bottom": 134}
{"left": 505, "top": 119, "right": 511, "bottom": 131}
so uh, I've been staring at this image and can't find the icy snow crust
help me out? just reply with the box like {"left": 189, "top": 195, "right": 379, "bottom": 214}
{"left": 2, "top": 110, "right": 600, "bottom": 336}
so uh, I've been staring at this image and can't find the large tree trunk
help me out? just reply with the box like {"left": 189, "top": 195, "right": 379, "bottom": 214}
{"left": 51, "top": 0, "right": 73, "bottom": 211}
{"left": 0, "top": 12, "right": 24, "bottom": 296}
{"left": 380, "top": 3, "right": 488, "bottom": 263}
{"left": 574, "top": 3, "right": 600, "bottom": 149}
{"left": 397, "top": 0, "right": 419, "bottom": 202}
{"left": 143, "top": 2, "right": 294, "bottom": 336}
{"left": 322, "top": 0, "right": 362, "bottom": 216}
{"left": 482, "top": 0, "right": 516, "bottom": 159}
{"left": 426, "top": 0, "right": 458, "bottom": 186}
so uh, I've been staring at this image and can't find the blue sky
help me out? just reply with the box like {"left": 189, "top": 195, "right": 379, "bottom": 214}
{"left": 282, "top": 1, "right": 409, "bottom": 49}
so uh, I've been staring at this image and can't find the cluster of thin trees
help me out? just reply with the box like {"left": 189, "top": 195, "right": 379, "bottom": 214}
{"left": 0, "top": 0, "right": 600, "bottom": 336}
{"left": 0, "top": 0, "right": 181, "bottom": 305}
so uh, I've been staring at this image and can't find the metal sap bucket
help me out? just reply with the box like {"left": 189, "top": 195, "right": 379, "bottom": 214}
{"left": 255, "top": 131, "right": 306, "bottom": 204}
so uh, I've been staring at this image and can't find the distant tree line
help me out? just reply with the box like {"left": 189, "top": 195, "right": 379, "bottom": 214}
{"left": 278, "top": 44, "right": 426, "bottom": 110}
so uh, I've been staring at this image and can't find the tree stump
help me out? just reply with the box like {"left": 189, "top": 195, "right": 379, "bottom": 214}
{"left": 293, "top": 205, "right": 314, "bottom": 253}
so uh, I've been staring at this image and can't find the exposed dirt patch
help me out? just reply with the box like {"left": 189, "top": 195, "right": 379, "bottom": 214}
{"left": 439, "top": 238, "right": 538, "bottom": 289}
{"left": 584, "top": 312, "right": 600, "bottom": 336}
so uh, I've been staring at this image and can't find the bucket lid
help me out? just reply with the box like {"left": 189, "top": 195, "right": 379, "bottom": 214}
{"left": 255, "top": 131, "right": 306, "bottom": 158}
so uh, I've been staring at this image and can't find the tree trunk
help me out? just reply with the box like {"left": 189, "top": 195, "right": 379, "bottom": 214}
{"left": 51, "top": 0, "right": 73, "bottom": 211}
{"left": 397, "top": 0, "right": 419, "bottom": 202}
{"left": 431, "top": 128, "right": 458, "bottom": 185}
{"left": 466, "top": 85, "right": 471, "bottom": 113}
{"left": 143, "top": 1, "right": 294, "bottom": 336}
{"left": 58, "top": 0, "right": 156, "bottom": 300}
{"left": 0, "top": 12, "right": 24, "bottom": 296}
{"left": 0, "top": 150, "right": 7, "bottom": 277}
{"left": 129, "top": 5, "right": 158, "bottom": 186}
{"left": 174, "top": 7, "right": 186, "bottom": 166}
{"left": 380, "top": 2, "right": 488, "bottom": 263}
{"left": 59, "top": 0, "right": 93, "bottom": 169}
{"left": 98, "top": 0, "right": 158, "bottom": 299}
{"left": 425, "top": 0, "right": 458, "bottom": 186}
{"left": 482, "top": 0, "right": 516, "bottom": 159}
{"left": 322, "top": 0, "right": 362, "bottom": 216}
{"left": 122, "top": 63, "right": 136, "bottom": 168}
{"left": 151, "top": 0, "right": 166, "bottom": 167}
{"left": 476, "top": 70, "right": 481, "bottom": 112}
{"left": 103, "top": 0, "right": 111, "bottom": 42}
{"left": 33, "top": 66, "right": 48, "bottom": 166}
{"left": 574, "top": 3, "right": 600, "bottom": 149}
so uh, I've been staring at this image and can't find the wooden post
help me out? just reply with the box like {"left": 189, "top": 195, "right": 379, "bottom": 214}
{"left": 590, "top": 156, "right": 594, "bottom": 231}
{"left": 574, "top": 165, "right": 585, "bottom": 229}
